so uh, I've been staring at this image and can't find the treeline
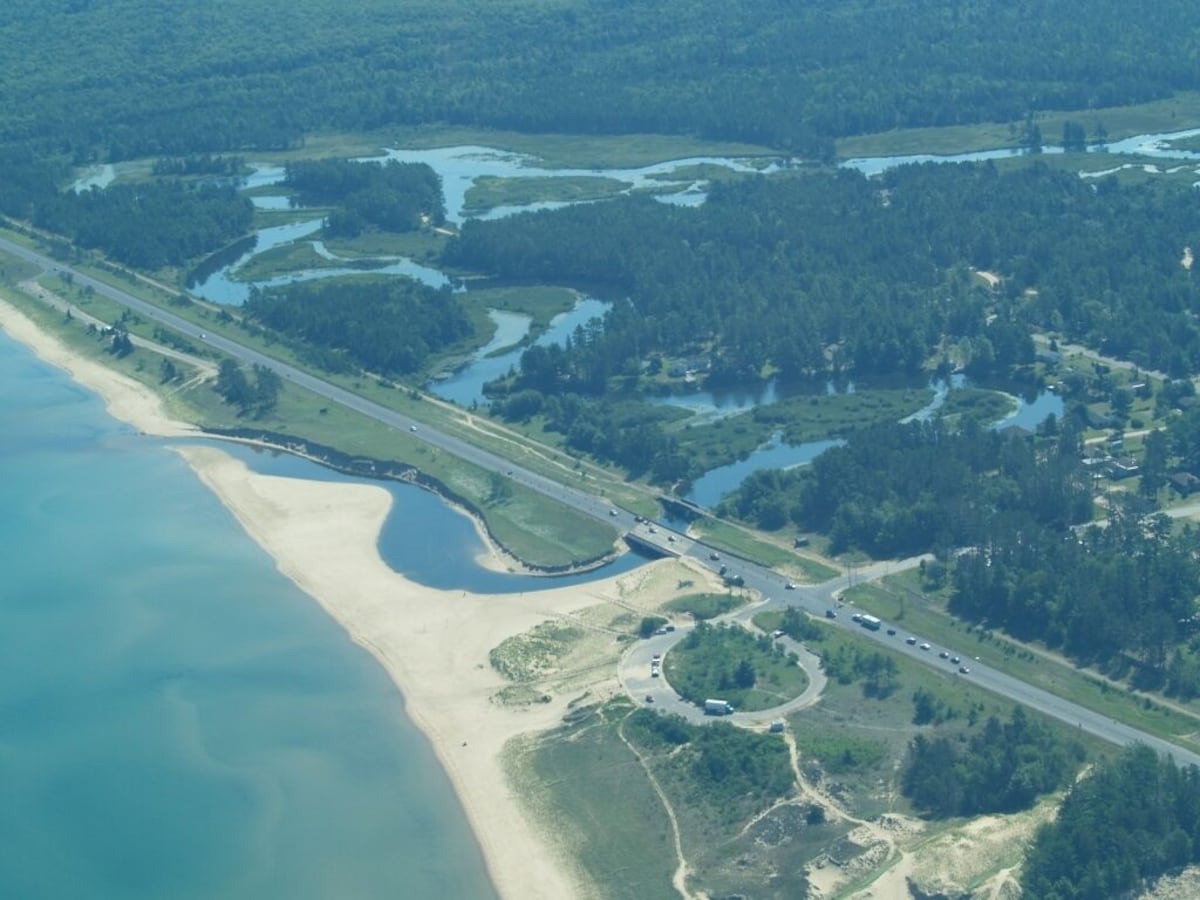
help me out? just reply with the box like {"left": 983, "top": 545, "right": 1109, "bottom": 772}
{"left": 214, "top": 359, "right": 282, "bottom": 418}
{"left": 284, "top": 159, "right": 445, "bottom": 236}
{"left": 721, "top": 418, "right": 1092, "bottom": 556}
{"left": 243, "top": 278, "right": 471, "bottom": 377}
{"left": 950, "top": 506, "right": 1200, "bottom": 689}
{"left": 30, "top": 181, "right": 253, "bottom": 270}
{"left": 902, "top": 706, "right": 1082, "bottom": 818}
{"left": 5, "top": 0, "right": 1200, "bottom": 164}
{"left": 493, "top": 390, "right": 692, "bottom": 482}
{"left": 1022, "top": 745, "right": 1200, "bottom": 899}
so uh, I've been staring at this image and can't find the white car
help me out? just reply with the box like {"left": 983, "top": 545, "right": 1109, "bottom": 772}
{"left": 919, "top": 642, "right": 931, "bottom": 651}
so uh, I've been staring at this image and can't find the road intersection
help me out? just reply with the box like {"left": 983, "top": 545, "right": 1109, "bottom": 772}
{"left": 6, "top": 232, "right": 1200, "bottom": 769}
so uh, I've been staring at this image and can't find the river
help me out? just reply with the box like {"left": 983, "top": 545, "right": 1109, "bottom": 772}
{"left": 98, "top": 127, "right": 1186, "bottom": 506}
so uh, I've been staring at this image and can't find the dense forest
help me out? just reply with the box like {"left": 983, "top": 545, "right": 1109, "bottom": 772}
{"left": 1022, "top": 745, "right": 1200, "bottom": 899}
{"left": 720, "top": 417, "right": 1092, "bottom": 555}
{"left": 901, "top": 706, "right": 1083, "bottom": 818}
{"left": 244, "top": 278, "right": 471, "bottom": 376}
{"left": 3, "top": 1, "right": 1200, "bottom": 165}
{"left": 284, "top": 159, "right": 445, "bottom": 236}
{"left": 452, "top": 164, "right": 1200, "bottom": 386}
{"left": 30, "top": 181, "right": 253, "bottom": 270}
{"left": 950, "top": 505, "right": 1200, "bottom": 693}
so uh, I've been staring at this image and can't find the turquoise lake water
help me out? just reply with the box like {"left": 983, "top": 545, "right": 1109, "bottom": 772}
{"left": 0, "top": 333, "right": 498, "bottom": 899}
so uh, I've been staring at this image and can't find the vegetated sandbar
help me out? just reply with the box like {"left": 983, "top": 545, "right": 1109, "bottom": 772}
{"left": 0, "top": 295, "right": 632, "bottom": 900}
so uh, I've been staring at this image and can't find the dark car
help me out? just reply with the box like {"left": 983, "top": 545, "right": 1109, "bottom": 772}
{"left": 825, "top": 609, "right": 837, "bottom": 619}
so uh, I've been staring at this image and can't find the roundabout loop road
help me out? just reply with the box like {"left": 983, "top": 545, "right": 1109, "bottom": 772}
{"left": 617, "top": 592, "right": 828, "bottom": 729}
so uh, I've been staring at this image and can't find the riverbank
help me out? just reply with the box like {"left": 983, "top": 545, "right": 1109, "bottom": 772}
{"left": 0, "top": 294, "right": 622, "bottom": 899}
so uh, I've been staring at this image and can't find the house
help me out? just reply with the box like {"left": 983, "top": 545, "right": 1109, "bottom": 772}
{"left": 1106, "top": 457, "right": 1140, "bottom": 480}
{"left": 1169, "top": 472, "right": 1200, "bottom": 496}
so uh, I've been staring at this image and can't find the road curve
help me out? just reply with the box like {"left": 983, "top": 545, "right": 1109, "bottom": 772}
{"left": 5, "top": 233, "right": 1200, "bottom": 769}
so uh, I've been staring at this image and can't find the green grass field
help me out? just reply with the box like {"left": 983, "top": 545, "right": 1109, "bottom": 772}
{"left": 510, "top": 704, "right": 679, "bottom": 900}
{"left": 462, "top": 174, "right": 631, "bottom": 214}
{"left": 836, "top": 91, "right": 1200, "bottom": 159}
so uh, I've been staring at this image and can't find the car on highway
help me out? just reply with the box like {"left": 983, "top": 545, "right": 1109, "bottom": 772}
{"left": 886, "top": 628, "right": 896, "bottom": 636}
{"left": 906, "top": 636, "right": 917, "bottom": 645}
{"left": 651, "top": 653, "right": 661, "bottom": 662}
{"left": 939, "top": 650, "right": 949, "bottom": 659}
{"left": 771, "top": 630, "right": 786, "bottom": 638}
{"left": 951, "top": 656, "right": 961, "bottom": 664}
{"left": 785, "top": 582, "right": 796, "bottom": 590}
{"left": 410, "top": 424, "right": 417, "bottom": 432}
{"left": 645, "top": 695, "right": 655, "bottom": 703}
{"left": 920, "top": 642, "right": 931, "bottom": 651}
{"left": 667, "top": 534, "right": 675, "bottom": 542}
{"left": 825, "top": 609, "right": 837, "bottom": 619}
{"left": 651, "top": 669, "right": 660, "bottom": 678}
{"left": 709, "top": 551, "right": 720, "bottom": 560}
{"left": 609, "top": 508, "right": 618, "bottom": 516}
{"left": 959, "top": 666, "right": 971, "bottom": 674}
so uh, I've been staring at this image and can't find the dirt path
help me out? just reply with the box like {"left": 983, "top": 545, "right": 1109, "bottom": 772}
{"left": 616, "top": 714, "right": 695, "bottom": 900}
{"left": 17, "top": 279, "right": 218, "bottom": 380}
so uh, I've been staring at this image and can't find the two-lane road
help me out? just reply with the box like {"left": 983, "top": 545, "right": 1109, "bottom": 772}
{"left": 7, "top": 233, "right": 1200, "bottom": 769}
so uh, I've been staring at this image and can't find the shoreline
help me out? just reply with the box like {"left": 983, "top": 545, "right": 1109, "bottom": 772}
{"left": 0, "top": 296, "right": 614, "bottom": 899}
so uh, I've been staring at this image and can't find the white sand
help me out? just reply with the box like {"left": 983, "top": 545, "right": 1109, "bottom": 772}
{"left": 0, "top": 296, "right": 196, "bottom": 437}
{"left": 0, "top": 294, "right": 638, "bottom": 899}
{"left": 181, "top": 446, "right": 607, "bottom": 900}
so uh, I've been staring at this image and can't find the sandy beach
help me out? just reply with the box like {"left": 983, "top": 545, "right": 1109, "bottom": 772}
{"left": 0, "top": 295, "right": 653, "bottom": 899}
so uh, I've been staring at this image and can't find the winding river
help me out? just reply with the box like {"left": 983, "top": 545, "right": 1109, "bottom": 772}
{"left": 113, "top": 126, "right": 1199, "bottom": 503}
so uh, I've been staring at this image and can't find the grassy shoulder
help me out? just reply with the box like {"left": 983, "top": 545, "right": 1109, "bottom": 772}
{"left": 663, "top": 591, "right": 745, "bottom": 621}
{"left": 687, "top": 516, "right": 838, "bottom": 584}
{"left": 0, "top": 268, "right": 619, "bottom": 569}
{"left": 845, "top": 570, "right": 1200, "bottom": 752}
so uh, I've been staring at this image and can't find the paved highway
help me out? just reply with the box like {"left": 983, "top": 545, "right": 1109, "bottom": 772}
{"left": 620, "top": 521, "right": 1200, "bottom": 768}
{"left": 6, "top": 233, "right": 1200, "bottom": 768}
{"left": 0, "top": 234, "right": 629, "bottom": 530}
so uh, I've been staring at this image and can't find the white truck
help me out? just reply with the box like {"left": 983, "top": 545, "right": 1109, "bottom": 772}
{"left": 704, "top": 698, "right": 735, "bottom": 716}
{"left": 859, "top": 614, "right": 882, "bottom": 631}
